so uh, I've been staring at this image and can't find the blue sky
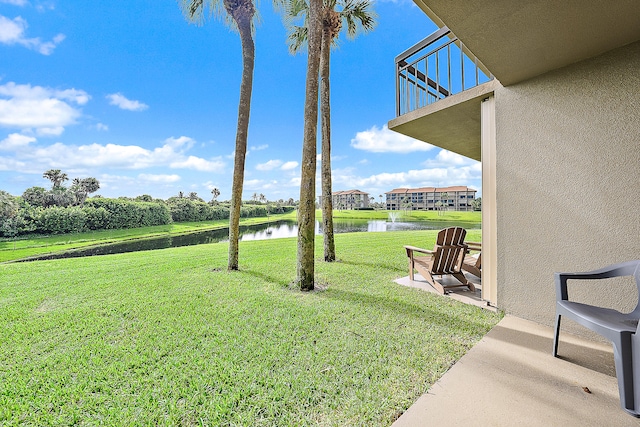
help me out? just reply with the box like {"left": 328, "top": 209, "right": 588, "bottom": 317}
{"left": 0, "top": 0, "right": 480, "bottom": 202}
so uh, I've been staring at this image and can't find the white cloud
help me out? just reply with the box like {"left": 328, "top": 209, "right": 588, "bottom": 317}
{"left": 331, "top": 152, "right": 481, "bottom": 195}
{"left": 0, "top": 136, "right": 226, "bottom": 174}
{"left": 36, "top": 126, "right": 64, "bottom": 136}
{"left": 351, "top": 124, "right": 434, "bottom": 153}
{"left": 0, "top": 15, "right": 64, "bottom": 55}
{"left": 138, "top": 173, "right": 181, "bottom": 183}
{"left": 95, "top": 123, "right": 109, "bottom": 131}
{"left": 0, "top": 83, "right": 89, "bottom": 105}
{"left": 281, "top": 161, "right": 298, "bottom": 170}
{"left": 106, "top": 93, "right": 148, "bottom": 111}
{"left": 288, "top": 177, "right": 301, "bottom": 187}
{"left": 1, "top": 0, "right": 29, "bottom": 5}
{"left": 170, "top": 156, "right": 224, "bottom": 172}
{"left": 244, "top": 179, "right": 263, "bottom": 188}
{"left": 256, "top": 159, "right": 282, "bottom": 171}
{"left": 250, "top": 144, "right": 268, "bottom": 151}
{"left": 0, "top": 82, "right": 89, "bottom": 134}
{"left": 424, "top": 149, "right": 475, "bottom": 167}
{"left": 0, "top": 132, "right": 35, "bottom": 150}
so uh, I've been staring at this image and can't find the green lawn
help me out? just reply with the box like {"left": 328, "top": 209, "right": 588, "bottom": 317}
{"left": 0, "top": 229, "right": 499, "bottom": 426}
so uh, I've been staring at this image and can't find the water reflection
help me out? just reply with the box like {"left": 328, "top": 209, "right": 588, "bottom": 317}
{"left": 22, "top": 218, "right": 478, "bottom": 262}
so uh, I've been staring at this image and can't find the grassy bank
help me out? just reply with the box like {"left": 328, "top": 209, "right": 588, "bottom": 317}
{"left": 0, "top": 229, "right": 497, "bottom": 425}
{"left": 0, "top": 213, "right": 296, "bottom": 263}
{"left": 327, "top": 209, "right": 481, "bottom": 223}
{"left": 0, "top": 210, "right": 480, "bottom": 263}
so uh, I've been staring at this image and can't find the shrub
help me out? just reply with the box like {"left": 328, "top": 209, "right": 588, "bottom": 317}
{"left": 33, "top": 206, "right": 86, "bottom": 234}
{"left": 83, "top": 206, "right": 109, "bottom": 230}
{"left": 85, "top": 198, "right": 172, "bottom": 229}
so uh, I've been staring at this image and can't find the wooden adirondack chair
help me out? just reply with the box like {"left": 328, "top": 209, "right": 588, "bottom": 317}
{"left": 462, "top": 241, "right": 482, "bottom": 278}
{"left": 404, "top": 227, "right": 475, "bottom": 295}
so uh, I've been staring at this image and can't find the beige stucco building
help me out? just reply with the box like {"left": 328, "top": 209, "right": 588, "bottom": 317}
{"left": 320, "top": 190, "right": 370, "bottom": 210}
{"left": 386, "top": 186, "right": 476, "bottom": 211}
{"left": 389, "top": 1, "right": 640, "bottom": 336}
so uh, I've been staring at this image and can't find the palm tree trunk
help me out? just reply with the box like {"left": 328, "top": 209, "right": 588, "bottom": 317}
{"left": 320, "top": 25, "right": 335, "bottom": 262}
{"left": 228, "top": 18, "right": 255, "bottom": 271}
{"left": 296, "top": 0, "right": 323, "bottom": 290}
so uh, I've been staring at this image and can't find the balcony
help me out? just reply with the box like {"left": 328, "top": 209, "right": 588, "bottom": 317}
{"left": 389, "top": 27, "right": 499, "bottom": 161}
{"left": 396, "top": 27, "right": 493, "bottom": 117}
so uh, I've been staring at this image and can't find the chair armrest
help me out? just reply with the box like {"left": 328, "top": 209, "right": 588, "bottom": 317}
{"left": 555, "top": 260, "right": 640, "bottom": 301}
{"left": 404, "top": 245, "right": 434, "bottom": 256}
{"left": 466, "top": 241, "right": 482, "bottom": 251}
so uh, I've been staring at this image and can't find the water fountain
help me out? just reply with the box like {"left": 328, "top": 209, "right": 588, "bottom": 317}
{"left": 388, "top": 211, "right": 401, "bottom": 223}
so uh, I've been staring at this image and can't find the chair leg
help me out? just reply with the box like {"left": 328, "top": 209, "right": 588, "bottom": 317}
{"left": 552, "top": 313, "right": 561, "bottom": 357}
{"left": 451, "top": 272, "right": 475, "bottom": 292}
{"left": 611, "top": 334, "right": 636, "bottom": 415}
{"left": 408, "top": 258, "right": 414, "bottom": 280}
{"left": 424, "top": 273, "right": 446, "bottom": 294}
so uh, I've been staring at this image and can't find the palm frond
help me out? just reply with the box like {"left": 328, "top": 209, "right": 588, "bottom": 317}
{"left": 179, "top": 0, "right": 261, "bottom": 35}
{"left": 287, "top": 25, "right": 309, "bottom": 53}
{"left": 339, "top": 0, "right": 376, "bottom": 40}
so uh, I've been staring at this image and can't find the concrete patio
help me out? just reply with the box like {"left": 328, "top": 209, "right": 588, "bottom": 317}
{"left": 393, "top": 276, "right": 640, "bottom": 426}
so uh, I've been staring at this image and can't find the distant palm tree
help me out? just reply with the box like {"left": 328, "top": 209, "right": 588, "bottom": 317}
{"left": 43, "top": 169, "right": 69, "bottom": 190}
{"left": 211, "top": 187, "right": 221, "bottom": 202}
{"left": 71, "top": 177, "right": 100, "bottom": 206}
{"left": 259, "top": 193, "right": 267, "bottom": 203}
{"left": 180, "top": 0, "right": 258, "bottom": 271}
{"left": 285, "top": 0, "right": 376, "bottom": 264}
{"left": 188, "top": 192, "right": 202, "bottom": 201}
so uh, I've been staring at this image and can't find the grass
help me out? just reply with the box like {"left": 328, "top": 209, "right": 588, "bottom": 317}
{"left": 0, "top": 229, "right": 499, "bottom": 426}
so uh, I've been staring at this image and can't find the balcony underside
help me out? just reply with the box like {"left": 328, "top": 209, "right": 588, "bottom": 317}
{"left": 388, "top": 80, "right": 498, "bottom": 162}
{"left": 413, "top": 0, "right": 640, "bottom": 86}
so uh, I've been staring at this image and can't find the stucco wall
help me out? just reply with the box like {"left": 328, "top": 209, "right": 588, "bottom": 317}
{"left": 494, "top": 40, "right": 640, "bottom": 333}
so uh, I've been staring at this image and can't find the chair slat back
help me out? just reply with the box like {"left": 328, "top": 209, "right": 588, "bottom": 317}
{"left": 436, "top": 226, "right": 466, "bottom": 246}
{"left": 431, "top": 227, "right": 468, "bottom": 274}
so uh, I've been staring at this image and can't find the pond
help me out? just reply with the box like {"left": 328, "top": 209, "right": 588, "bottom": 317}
{"left": 22, "top": 218, "right": 479, "bottom": 262}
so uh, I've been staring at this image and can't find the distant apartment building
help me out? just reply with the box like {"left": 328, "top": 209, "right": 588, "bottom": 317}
{"left": 319, "top": 190, "right": 370, "bottom": 210}
{"left": 385, "top": 186, "right": 476, "bottom": 211}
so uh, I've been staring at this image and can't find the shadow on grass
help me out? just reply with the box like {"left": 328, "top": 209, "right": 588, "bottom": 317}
{"left": 322, "top": 286, "right": 492, "bottom": 332}
{"left": 240, "top": 267, "right": 292, "bottom": 287}
{"left": 334, "top": 258, "right": 405, "bottom": 275}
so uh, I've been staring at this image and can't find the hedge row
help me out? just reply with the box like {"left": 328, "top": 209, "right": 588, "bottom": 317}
{"left": 1, "top": 196, "right": 296, "bottom": 237}
{"left": 85, "top": 199, "right": 172, "bottom": 229}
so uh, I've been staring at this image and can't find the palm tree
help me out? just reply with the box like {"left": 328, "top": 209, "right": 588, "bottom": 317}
{"left": 259, "top": 193, "right": 267, "bottom": 203}
{"left": 281, "top": 0, "right": 323, "bottom": 289}
{"left": 71, "top": 177, "right": 100, "bottom": 206}
{"left": 440, "top": 192, "right": 449, "bottom": 215}
{"left": 42, "top": 169, "right": 69, "bottom": 190}
{"left": 285, "top": 0, "right": 375, "bottom": 264}
{"left": 211, "top": 187, "right": 221, "bottom": 202}
{"left": 180, "top": 0, "right": 258, "bottom": 271}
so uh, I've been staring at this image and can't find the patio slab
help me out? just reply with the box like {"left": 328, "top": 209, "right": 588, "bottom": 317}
{"left": 392, "top": 315, "right": 640, "bottom": 426}
{"left": 395, "top": 273, "right": 493, "bottom": 311}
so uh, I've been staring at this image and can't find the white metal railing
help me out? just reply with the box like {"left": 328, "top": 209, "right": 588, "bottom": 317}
{"left": 395, "top": 27, "right": 493, "bottom": 116}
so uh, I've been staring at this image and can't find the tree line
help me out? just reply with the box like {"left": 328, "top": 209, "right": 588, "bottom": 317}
{"left": 0, "top": 170, "right": 296, "bottom": 238}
